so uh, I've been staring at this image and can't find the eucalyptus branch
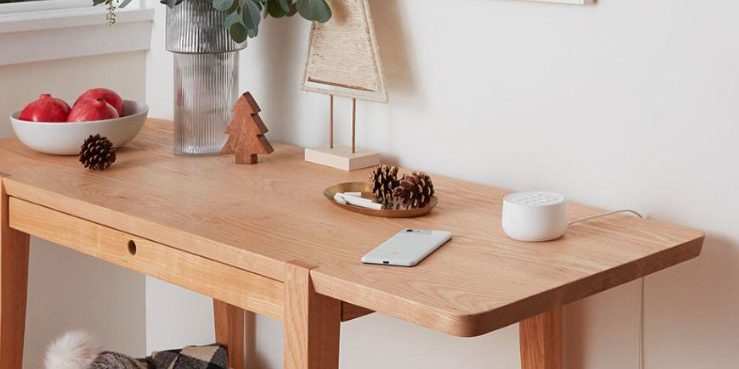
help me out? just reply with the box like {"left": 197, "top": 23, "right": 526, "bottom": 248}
{"left": 93, "top": 0, "right": 331, "bottom": 42}
{"left": 105, "top": 0, "right": 116, "bottom": 25}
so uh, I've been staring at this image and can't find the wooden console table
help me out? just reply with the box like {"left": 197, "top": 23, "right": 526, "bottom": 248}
{"left": 0, "top": 119, "right": 703, "bottom": 369}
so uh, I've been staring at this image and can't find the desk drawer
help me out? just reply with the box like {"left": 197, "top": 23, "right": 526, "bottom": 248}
{"left": 8, "top": 197, "right": 285, "bottom": 321}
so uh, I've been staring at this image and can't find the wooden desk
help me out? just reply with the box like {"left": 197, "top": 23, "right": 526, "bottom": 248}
{"left": 0, "top": 119, "right": 704, "bottom": 369}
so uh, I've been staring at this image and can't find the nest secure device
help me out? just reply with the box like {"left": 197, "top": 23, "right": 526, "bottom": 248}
{"left": 502, "top": 191, "right": 568, "bottom": 242}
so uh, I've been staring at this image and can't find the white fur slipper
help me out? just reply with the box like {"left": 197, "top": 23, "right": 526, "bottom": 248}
{"left": 44, "top": 331, "right": 101, "bottom": 369}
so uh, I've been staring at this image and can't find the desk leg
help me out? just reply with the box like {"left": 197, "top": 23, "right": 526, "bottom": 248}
{"left": 284, "top": 263, "right": 341, "bottom": 369}
{"left": 519, "top": 307, "right": 562, "bottom": 369}
{"left": 1, "top": 182, "right": 30, "bottom": 369}
{"left": 214, "top": 300, "right": 245, "bottom": 369}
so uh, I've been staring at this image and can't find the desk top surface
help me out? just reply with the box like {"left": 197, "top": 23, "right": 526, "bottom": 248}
{"left": 0, "top": 119, "right": 704, "bottom": 337}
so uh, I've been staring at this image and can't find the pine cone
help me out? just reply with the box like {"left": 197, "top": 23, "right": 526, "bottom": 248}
{"left": 79, "top": 134, "right": 116, "bottom": 171}
{"left": 393, "top": 172, "right": 435, "bottom": 209}
{"left": 368, "top": 164, "right": 400, "bottom": 204}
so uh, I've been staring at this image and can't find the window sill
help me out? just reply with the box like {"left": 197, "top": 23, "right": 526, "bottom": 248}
{"left": 0, "top": 7, "right": 154, "bottom": 67}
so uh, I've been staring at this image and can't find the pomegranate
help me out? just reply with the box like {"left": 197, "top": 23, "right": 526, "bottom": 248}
{"left": 19, "top": 94, "right": 71, "bottom": 122}
{"left": 74, "top": 88, "right": 124, "bottom": 117}
{"left": 67, "top": 98, "right": 120, "bottom": 122}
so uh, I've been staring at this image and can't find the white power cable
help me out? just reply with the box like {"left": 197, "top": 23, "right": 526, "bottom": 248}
{"left": 568, "top": 209, "right": 644, "bottom": 226}
{"left": 568, "top": 208, "right": 646, "bottom": 369}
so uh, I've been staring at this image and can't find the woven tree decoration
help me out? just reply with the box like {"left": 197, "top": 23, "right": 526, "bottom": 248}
{"left": 302, "top": 0, "right": 388, "bottom": 103}
{"left": 222, "top": 92, "right": 274, "bottom": 164}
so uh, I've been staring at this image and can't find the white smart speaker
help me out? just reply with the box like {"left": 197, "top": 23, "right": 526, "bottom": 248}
{"left": 502, "top": 191, "right": 568, "bottom": 242}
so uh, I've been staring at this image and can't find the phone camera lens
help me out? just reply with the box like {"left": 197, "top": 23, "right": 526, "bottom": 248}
{"left": 406, "top": 229, "right": 414, "bottom": 232}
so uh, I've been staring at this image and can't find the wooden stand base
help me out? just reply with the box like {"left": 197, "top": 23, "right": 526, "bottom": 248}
{"left": 305, "top": 145, "right": 379, "bottom": 172}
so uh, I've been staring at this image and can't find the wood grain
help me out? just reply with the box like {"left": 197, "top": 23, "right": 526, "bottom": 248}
{"left": 0, "top": 119, "right": 705, "bottom": 337}
{"left": 9, "top": 198, "right": 284, "bottom": 321}
{"left": 0, "top": 179, "right": 29, "bottom": 369}
{"left": 284, "top": 262, "right": 341, "bottom": 369}
{"left": 351, "top": 98, "right": 356, "bottom": 154}
{"left": 520, "top": 308, "right": 562, "bottom": 369}
{"left": 222, "top": 92, "right": 274, "bottom": 165}
{"left": 329, "top": 95, "right": 334, "bottom": 148}
{"left": 214, "top": 300, "right": 245, "bottom": 369}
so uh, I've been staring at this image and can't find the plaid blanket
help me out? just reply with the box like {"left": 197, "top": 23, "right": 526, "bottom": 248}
{"left": 90, "top": 344, "right": 229, "bottom": 369}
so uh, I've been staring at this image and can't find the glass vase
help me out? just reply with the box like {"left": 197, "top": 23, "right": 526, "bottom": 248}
{"left": 166, "top": 0, "right": 246, "bottom": 156}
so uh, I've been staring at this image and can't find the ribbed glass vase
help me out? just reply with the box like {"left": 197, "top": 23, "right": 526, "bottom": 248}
{"left": 166, "top": 0, "right": 246, "bottom": 156}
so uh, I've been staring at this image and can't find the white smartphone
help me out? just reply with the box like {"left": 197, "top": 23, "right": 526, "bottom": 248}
{"left": 361, "top": 229, "right": 452, "bottom": 267}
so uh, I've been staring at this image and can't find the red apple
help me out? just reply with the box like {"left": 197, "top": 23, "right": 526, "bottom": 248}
{"left": 19, "top": 94, "right": 71, "bottom": 122}
{"left": 67, "top": 98, "right": 120, "bottom": 122}
{"left": 74, "top": 88, "right": 124, "bottom": 117}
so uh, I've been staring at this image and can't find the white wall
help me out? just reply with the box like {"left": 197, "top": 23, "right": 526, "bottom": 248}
{"left": 0, "top": 52, "right": 149, "bottom": 368}
{"left": 146, "top": 0, "right": 739, "bottom": 368}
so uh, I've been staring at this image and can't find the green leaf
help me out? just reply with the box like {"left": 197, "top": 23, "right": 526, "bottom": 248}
{"left": 166, "top": 0, "right": 178, "bottom": 8}
{"left": 92, "top": 0, "right": 106, "bottom": 5}
{"left": 224, "top": 10, "right": 240, "bottom": 29}
{"left": 119, "top": 0, "right": 134, "bottom": 7}
{"left": 213, "top": 0, "right": 234, "bottom": 11}
{"left": 267, "top": 0, "right": 289, "bottom": 18}
{"left": 241, "top": 0, "right": 261, "bottom": 29}
{"left": 229, "top": 22, "right": 248, "bottom": 43}
{"left": 248, "top": 26, "right": 259, "bottom": 38}
{"left": 296, "top": 0, "right": 331, "bottom": 23}
{"left": 277, "top": 0, "right": 290, "bottom": 12}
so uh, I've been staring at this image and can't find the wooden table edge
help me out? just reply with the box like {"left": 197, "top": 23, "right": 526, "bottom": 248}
{"left": 312, "top": 234, "right": 704, "bottom": 337}
{"left": 2, "top": 185, "right": 374, "bottom": 323}
{"left": 0, "top": 129, "right": 709, "bottom": 369}
{"left": 1, "top": 176, "right": 287, "bottom": 281}
{"left": 1, "top": 174, "right": 706, "bottom": 337}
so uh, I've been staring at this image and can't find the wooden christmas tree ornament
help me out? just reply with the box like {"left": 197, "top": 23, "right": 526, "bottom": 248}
{"left": 302, "top": 0, "right": 386, "bottom": 171}
{"left": 222, "top": 92, "right": 274, "bottom": 164}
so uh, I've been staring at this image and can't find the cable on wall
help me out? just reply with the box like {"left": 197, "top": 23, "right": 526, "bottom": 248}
{"left": 568, "top": 208, "right": 646, "bottom": 369}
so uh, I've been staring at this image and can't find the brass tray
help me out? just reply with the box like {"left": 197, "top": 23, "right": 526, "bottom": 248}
{"left": 324, "top": 182, "right": 438, "bottom": 218}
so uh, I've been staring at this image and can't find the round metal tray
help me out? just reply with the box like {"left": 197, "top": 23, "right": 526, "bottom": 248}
{"left": 324, "top": 182, "right": 438, "bottom": 218}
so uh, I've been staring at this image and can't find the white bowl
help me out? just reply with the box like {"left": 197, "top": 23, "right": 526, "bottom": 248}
{"left": 10, "top": 100, "right": 148, "bottom": 155}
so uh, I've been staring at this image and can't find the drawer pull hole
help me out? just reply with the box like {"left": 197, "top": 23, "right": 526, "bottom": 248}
{"left": 127, "top": 240, "right": 137, "bottom": 256}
